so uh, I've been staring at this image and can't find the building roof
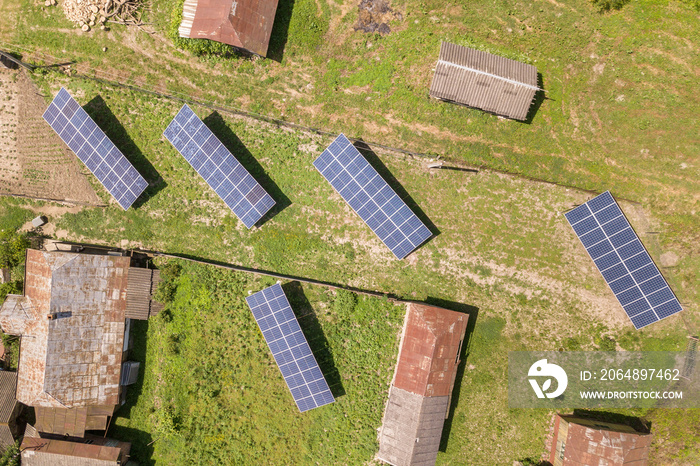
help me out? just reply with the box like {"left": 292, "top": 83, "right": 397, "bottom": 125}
{"left": 377, "top": 386, "right": 449, "bottom": 466}
{"left": 0, "top": 371, "right": 17, "bottom": 424}
{"left": 378, "top": 303, "right": 468, "bottom": 466}
{"left": 429, "top": 41, "right": 538, "bottom": 121}
{"left": 393, "top": 303, "right": 469, "bottom": 397}
{"left": 0, "top": 250, "right": 129, "bottom": 409}
{"left": 21, "top": 434, "right": 130, "bottom": 466}
{"left": 178, "top": 0, "right": 280, "bottom": 56}
{"left": 125, "top": 268, "right": 163, "bottom": 320}
{"left": 0, "top": 371, "right": 18, "bottom": 451}
{"left": 34, "top": 405, "right": 112, "bottom": 437}
{"left": 552, "top": 415, "right": 652, "bottom": 466}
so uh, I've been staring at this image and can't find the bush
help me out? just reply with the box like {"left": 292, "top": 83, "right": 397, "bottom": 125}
{"left": 159, "top": 261, "right": 182, "bottom": 282}
{"left": 595, "top": 335, "right": 617, "bottom": 351}
{"left": 564, "top": 337, "right": 582, "bottom": 351}
{"left": 0, "top": 231, "right": 30, "bottom": 268}
{"left": 154, "top": 281, "right": 177, "bottom": 304}
{"left": 590, "top": 0, "right": 631, "bottom": 11}
{"left": 154, "top": 261, "right": 182, "bottom": 304}
{"left": 333, "top": 289, "right": 356, "bottom": 315}
{"left": 0, "top": 440, "right": 19, "bottom": 466}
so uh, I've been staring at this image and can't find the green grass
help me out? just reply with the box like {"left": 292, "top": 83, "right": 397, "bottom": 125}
{"left": 113, "top": 260, "right": 407, "bottom": 464}
{"left": 0, "top": 75, "right": 692, "bottom": 463}
{"left": 0, "top": 0, "right": 698, "bottom": 461}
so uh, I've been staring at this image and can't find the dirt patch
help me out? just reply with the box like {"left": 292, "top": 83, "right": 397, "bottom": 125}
{"left": 0, "top": 69, "right": 101, "bottom": 205}
{"left": 354, "top": 0, "right": 402, "bottom": 35}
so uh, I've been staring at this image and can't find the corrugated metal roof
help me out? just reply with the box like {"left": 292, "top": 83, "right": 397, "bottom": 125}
{"left": 429, "top": 41, "right": 538, "bottom": 120}
{"left": 0, "top": 250, "right": 129, "bottom": 409}
{"left": 179, "top": 0, "right": 280, "bottom": 56}
{"left": 21, "top": 436, "right": 129, "bottom": 466}
{"left": 125, "top": 268, "right": 162, "bottom": 320}
{"left": 0, "top": 371, "right": 17, "bottom": 423}
{"left": 554, "top": 415, "right": 652, "bottom": 466}
{"left": 34, "top": 406, "right": 111, "bottom": 437}
{"left": 393, "top": 303, "right": 468, "bottom": 397}
{"left": 377, "top": 386, "right": 449, "bottom": 466}
{"left": 377, "top": 303, "right": 469, "bottom": 466}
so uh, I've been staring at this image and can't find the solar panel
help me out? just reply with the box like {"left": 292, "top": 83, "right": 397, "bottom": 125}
{"left": 163, "top": 105, "right": 275, "bottom": 228}
{"left": 565, "top": 191, "right": 683, "bottom": 329}
{"left": 245, "top": 283, "right": 335, "bottom": 412}
{"left": 42, "top": 88, "right": 148, "bottom": 210}
{"left": 313, "top": 134, "right": 432, "bottom": 259}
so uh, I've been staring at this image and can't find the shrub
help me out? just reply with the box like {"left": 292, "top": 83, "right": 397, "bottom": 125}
{"left": 154, "top": 261, "right": 182, "bottom": 304}
{"left": 590, "top": 0, "right": 631, "bottom": 11}
{"left": 0, "top": 440, "right": 19, "bottom": 466}
{"left": 595, "top": 335, "right": 617, "bottom": 351}
{"left": 333, "top": 289, "right": 356, "bottom": 315}
{"left": 0, "top": 231, "right": 30, "bottom": 268}
{"left": 154, "top": 281, "right": 177, "bottom": 304}
{"left": 160, "top": 261, "right": 182, "bottom": 282}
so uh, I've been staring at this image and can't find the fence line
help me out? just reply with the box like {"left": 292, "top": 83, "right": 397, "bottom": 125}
{"left": 0, "top": 40, "right": 639, "bottom": 204}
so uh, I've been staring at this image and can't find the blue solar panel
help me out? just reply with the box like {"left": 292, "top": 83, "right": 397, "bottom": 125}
{"left": 313, "top": 134, "right": 432, "bottom": 259}
{"left": 163, "top": 105, "right": 275, "bottom": 228}
{"left": 42, "top": 88, "right": 148, "bottom": 210}
{"left": 565, "top": 191, "right": 683, "bottom": 329}
{"left": 245, "top": 283, "right": 335, "bottom": 412}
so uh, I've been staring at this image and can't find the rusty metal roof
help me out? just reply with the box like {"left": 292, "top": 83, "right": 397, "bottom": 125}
{"left": 21, "top": 435, "right": 130, "bottom": 466}
{"left": 34, "top": 405, "right": 112, "bottom": 437}
{"left": 178, "top": 0, "right": 280, "bottom": 56}
{"left": 553, "top": 415, "right": 652, "bottom": 466}
{"left": 0, "top": 250, "right": 129, "bottom": 409}
{"left": 429, "top": 41, "right": 538, "bottom": 121}
{"left": 393, "top": 303, "right": 468, "bottom": 397}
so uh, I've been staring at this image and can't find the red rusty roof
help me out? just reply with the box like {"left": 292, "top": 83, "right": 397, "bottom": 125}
{"left": 553, "top": 415, "right": 652, "bottom": 466}
{"left": 393, "top": 303, "right": 468, "bottom": 397}
{"left": 0, "top": 250, "right": 129, "bottom": 409}
{"left": 178, "top": 0, "right": 279, "bottom": 56}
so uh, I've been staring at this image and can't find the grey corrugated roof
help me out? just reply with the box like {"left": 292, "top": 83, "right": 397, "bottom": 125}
{"left": 377, "top": 386, "right": 450, "bottom": 466}
{"left": 429, "top": 41, "right": 538, "bottom": 120}
{"left": 126, "top": 268, "right": 162, "bottom": 320}
{"left": 0, "top": 371, "right": 17, "bottom": 423}
{"left": 0, "top": 426, "right": 14, "bottom": 451}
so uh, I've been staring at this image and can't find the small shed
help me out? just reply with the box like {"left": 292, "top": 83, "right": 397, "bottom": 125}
{"left": 178, "top": 0, "right": 280, "bottom": 56}
{"left": 0, "top": 371, "right": 20, "bottom": 452}
{"left": 21, "top": 428, "right": 131, "bottom": 466}
{"left": 429, "top": 41, "right": 539, "bottom": 121}
{"left": 550, "top": 414, "right": 652, "bottom": 466}
{"left": 125, "top": 268, "right": 163, "bottom": 319}
{"left": 377, "top": 303, "right": 469, "bottom": 466}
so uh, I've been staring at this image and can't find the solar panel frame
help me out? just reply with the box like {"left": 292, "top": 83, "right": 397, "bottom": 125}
{"left": 313, "top": 134, "right": 432, "bottom": 259}
{"left": 42, "top": 88, "right": 148, "bottom": 210}
{"left": 245, "top": 283, "right": 335, "bottom": 412}
{"left": 163, "top": 105, "right": 276, "bottom": 228}
{"left": 564, "top": 191, "right": 683, "bottom": 329}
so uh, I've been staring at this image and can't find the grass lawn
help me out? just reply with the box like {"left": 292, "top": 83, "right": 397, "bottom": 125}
{"left": 1, "top": 0, "right": 697, "bottom": 255}
{"left": 0, "top": 0, "right": 697, "bottom": 462}
{"left": 1, "top": 71, "right": 698, "bottom": 463}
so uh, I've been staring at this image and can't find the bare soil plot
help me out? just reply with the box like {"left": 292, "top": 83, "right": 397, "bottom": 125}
{"left": 0, "top": 68, "right": 100, "bottom": 205}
